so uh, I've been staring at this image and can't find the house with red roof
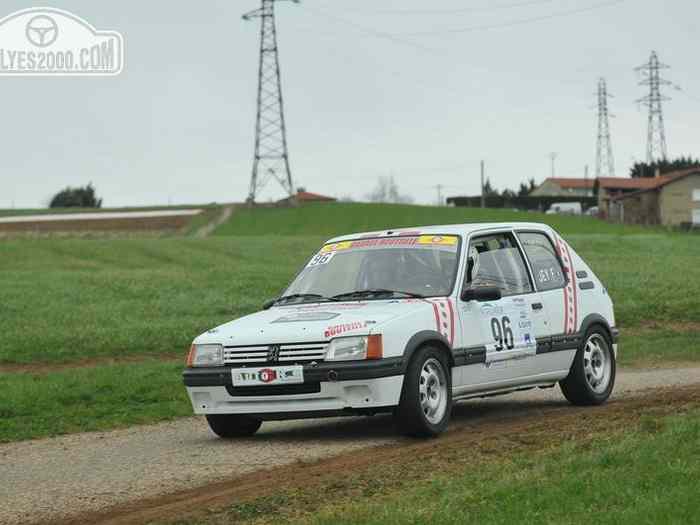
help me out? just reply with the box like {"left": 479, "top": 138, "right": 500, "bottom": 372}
{"left": 595, "top": 175, "right": 670, "bottom": 217}
{"left": 601, "top": 169, "right": 700, "bottom": 226}
{"left": 530, "top": 178, "right": 595, "bottom": 198}
{"left": 276, "top": 190, "right": 337, "bottom": 206}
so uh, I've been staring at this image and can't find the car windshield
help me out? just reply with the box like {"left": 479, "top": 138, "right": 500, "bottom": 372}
{"left": 282, "top": 235, "right": 461, "bottom": 303}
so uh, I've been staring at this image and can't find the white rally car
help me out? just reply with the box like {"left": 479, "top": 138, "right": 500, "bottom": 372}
{"left": 184, "top": 223, "right": 618, "bottom": 438}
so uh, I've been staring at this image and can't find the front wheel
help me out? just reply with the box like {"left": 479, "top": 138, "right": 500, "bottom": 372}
{"left": 205, "top": 414, "right": 262, "bottom": 438}
{"left": 395, "top": 346, "right": 452, "bottom": 437}
{"left": 560, "top": 327, "right": 616, "bottom": 405}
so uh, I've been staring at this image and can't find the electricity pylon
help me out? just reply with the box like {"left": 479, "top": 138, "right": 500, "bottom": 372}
{"left": 243, "top": 0, "right": 298, "bottom": 203}
{"left": 635, "top": 51, "right": 671, "bottom": 164}
{"left": 595, "top": 78, "right": 615, "bottom": 178}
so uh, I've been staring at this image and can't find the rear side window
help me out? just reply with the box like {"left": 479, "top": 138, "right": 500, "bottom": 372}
{"left": 518, "top": 232, "right": 566, "bottom": 291}
{"left": 464, "top": 232, "right": 532, "bottom": 297}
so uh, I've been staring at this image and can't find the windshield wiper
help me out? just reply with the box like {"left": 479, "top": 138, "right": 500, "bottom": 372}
{"left": 273, "top": 293, "right": 339, "bottom": 305}
{"left": 331, "top": 289, "right": 425, "bottom": 300}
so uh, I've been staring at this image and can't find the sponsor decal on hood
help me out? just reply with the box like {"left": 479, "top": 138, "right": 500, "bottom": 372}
{"left": 324, "top": 321, "right": 367, "bottom": 338}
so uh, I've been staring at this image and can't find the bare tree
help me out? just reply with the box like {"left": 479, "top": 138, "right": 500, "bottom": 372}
{"left": 366, "top": 176, "right": 414, "bottom": 204}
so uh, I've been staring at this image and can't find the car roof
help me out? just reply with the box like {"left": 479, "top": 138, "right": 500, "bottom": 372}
{"left": 326, "top": 222, "right": 556, "bottom": 243}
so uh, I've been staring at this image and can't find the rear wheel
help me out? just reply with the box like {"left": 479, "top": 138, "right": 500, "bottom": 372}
{"left": 395, "top": 346, "right": 452, "bottom": 437}
{"left": 205, "top": 414, "right": 262, "bottom": 438}
{"left": 560, "top": 327, "right": 615, "bottom": 405}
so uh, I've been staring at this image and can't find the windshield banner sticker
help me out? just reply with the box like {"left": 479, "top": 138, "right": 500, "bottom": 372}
{"left": 321, "top": 235, "right": 458, "bottom": 254}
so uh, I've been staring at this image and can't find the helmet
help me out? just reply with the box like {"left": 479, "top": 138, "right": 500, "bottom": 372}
{"left": 467, "top": 245, "right": 480, "bottom": 282}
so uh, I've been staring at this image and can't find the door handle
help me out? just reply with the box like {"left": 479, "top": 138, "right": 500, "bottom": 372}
{"left": 532, "top": 302, "right": 543, "bottom": 311}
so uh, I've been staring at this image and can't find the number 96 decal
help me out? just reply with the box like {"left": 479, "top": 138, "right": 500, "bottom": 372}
{"left": 491, "top": 315, "right": 514, "bottom": 351}
{"left": 307, "top": 251, "right": 335, "bottom": 267}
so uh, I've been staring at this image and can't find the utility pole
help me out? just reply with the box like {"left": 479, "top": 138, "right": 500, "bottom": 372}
{"left": 636, "top": 51, "right": 671, "bottom": 164}
{"left": 243, "top": 0, "right": 298, "bottom": 204}
{"left": 595, "top": 78, "right": 615, "bottom": 178}
{"left": 434, "top": 184, "right": 443, "bottom": 206}
{"left": 549, "top": 152, "right": 557, "bottom": 178}
{"left": 480, "top": 160, "right": 485, "bottom": 208}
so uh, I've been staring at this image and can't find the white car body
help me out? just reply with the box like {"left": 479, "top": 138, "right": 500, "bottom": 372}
{"left": 184, "top": 222, "right": 617, "bottom": 429}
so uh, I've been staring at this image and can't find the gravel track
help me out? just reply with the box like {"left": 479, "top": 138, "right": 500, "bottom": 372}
{"left": 1, "top": 365, "right": 699, "bottom": 525}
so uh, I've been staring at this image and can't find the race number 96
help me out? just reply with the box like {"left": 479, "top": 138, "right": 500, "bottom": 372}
{"left": 307, "top": 252, "right": 335, "bottom": 267}
{"left": 491, "top": 316, "right": 514, "bottom": 351}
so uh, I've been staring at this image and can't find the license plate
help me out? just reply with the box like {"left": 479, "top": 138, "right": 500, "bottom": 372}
{"left": 231, "top": 365, "right": 304, "bottom": 386}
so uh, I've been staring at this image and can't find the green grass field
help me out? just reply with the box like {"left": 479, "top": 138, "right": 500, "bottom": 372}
{"left": 1, "top": 203, "right": 698, "bottom": 442}
{"left": 1, "top": 228, "right": 697, "bottom": 366}
{"left": 214, "top": 203, "right": 653, "bottom": 237}
{"left": 0, "top": 236, "right": 320, "bottom": 365}
{"left": 0, "top": 361, "right": 189, "bottom": 442}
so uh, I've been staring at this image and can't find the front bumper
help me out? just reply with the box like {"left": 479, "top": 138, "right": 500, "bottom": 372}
{"left": 183, "top": 357, "right": 404, "bottom": 418}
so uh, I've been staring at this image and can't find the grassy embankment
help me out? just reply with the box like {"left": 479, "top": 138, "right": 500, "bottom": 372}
{"left": 190, "top": 398, "right": 700, "bottom": 525}
{"left": 213, "top": 202, "right": 653, "bottom": 237}
{"left": 0, "top": 204, "right": 219, "bottom": 217}
{"left": 1, "top": 203, "right": 698, "bottom": 441}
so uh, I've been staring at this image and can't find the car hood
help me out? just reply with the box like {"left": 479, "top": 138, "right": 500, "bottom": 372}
{"left": 194, "top": 300, "right": 431, "bottom": 346}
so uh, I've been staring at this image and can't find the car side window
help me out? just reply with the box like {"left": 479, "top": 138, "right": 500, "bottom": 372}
{"left": 463, "top": 232, "right": 532, "bottom": 297}
{"left": 517, "top": 232, "right": 566, "bottom": 291}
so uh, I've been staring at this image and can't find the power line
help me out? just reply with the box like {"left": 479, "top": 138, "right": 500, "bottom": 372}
{"left": 635, "top": 50, "right": 671, "bottom": 163}
{"left": 304, "top": 7, "right": 439, "bottom": 54}
{"left": 595, "top": 78, "right": 615, "bottom": 177}
{"left": 343, "top": 0, "right": 559, "bottom": 16}
{"left": 243, "top": 0, "right": 298, "bottom": 203}
{"left": 392, "top": 0, "right": 626, "bottom": 37}
{"left": 672, "top": 85, "right": 700, "bottom": 104}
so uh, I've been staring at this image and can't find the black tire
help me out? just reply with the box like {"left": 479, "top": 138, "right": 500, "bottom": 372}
{"left": 395, "top": 346, "right": 452, "bottom": 437}
{"left": 560, "top": 326, "right": 616, "bottom": 406}
{"left": 205, "top": 414, "right": 262, "bottom": 438}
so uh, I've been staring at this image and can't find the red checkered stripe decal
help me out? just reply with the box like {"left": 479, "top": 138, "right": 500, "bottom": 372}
{"left": 555, "top": 236, "right": 578, "bottom": 334}
{"left": 428, "top": 298, "right": 455, "bottom": 345}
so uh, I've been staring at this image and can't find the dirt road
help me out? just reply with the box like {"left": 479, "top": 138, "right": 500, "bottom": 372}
{"left": 1, "top": 365, "right": 699, "bottom": 525}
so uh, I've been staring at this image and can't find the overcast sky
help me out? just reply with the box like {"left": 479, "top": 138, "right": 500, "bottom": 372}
{"left": 2, "top": 0, "right": 699, "bottom": 208}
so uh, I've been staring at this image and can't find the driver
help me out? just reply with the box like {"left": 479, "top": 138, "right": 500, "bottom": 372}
{"left": 358, "top": 250, "right": 398, "bottom": 290}
{"left": 466, "top": 245, "right": 481, "bottom": 284}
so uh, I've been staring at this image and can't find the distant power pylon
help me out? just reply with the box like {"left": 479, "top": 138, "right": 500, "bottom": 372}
{"left": 549, "top": 152, "right": 557, "bottom": 178}
{"left": 595, "top": 78, "right": 615, "bottom": 178}
{"left": 433, "top": 184, "right": 444, "bottom": 206}
{"left": 635, "top": 51, "right": 671, "bottom": 164}
{"left": 243, "top": 0, "right": 298, "bottom": 203}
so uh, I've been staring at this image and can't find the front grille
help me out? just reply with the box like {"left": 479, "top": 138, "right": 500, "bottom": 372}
{"left": 223, "top": 341, "right": 329, "bottom": 365}
{"left": 225, "top": 383, "right": 322, "bottom": 397}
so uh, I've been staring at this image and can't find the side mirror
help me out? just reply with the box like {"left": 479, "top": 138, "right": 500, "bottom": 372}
{"left": 262, "top": 299, "right": 276, "bottom": 310}
{"left": 461, "top": 286, "right": 502, "bottom": 302}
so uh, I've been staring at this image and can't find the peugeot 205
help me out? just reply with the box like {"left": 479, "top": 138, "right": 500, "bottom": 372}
{"left": 183, "top": 223, "right": 618, "bottom": 438}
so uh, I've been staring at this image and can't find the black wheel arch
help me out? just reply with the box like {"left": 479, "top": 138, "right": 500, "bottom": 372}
{"left": 578, "top": 313, "right": 617, "bottom": 344}
{"left": 401, "top": 330, "right": 454, "bottom": 372}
